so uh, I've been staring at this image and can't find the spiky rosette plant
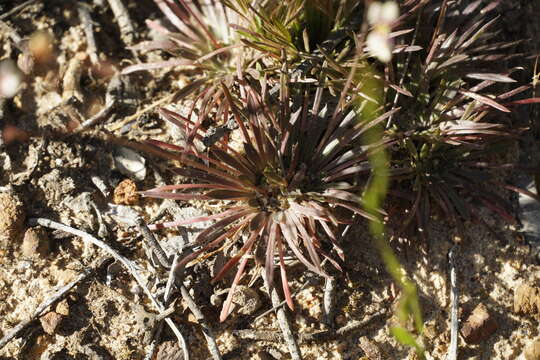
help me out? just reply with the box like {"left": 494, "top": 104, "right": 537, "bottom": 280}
{"left": 122, "top": 0, "right": 257, "bottom": 151}
{"left": 382, "top": 0, "right": 540, "bottom": 238}
{"left": 140, "top": 76, "right": 391, "bottom": 320}
{"left": 224, "top": 0, "right": 362, "bottom": 62}
{"left": 123, "top": 0, "right": 368, "bottom": 127}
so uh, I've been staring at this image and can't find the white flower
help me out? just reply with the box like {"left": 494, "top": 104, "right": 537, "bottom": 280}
{"left": 368, "top": 1, "right": 399, "bottom": 26}
{"left": 366, "top": 1, "right": 399, "bottom": 63}
{"left": 366, "top": 31, "right": 393, "bottom": 63}
{"left": 0, "top": 60, "right": 22, "bottom": 99}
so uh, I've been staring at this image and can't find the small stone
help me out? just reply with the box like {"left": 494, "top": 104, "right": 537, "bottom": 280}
{"left": 55, "top": 299, "right": 69, "bottom": 316}
{"left": 460, "top": 303, "right": 497, "bottom": 344}
{"left": 113, "top": 146, "right": 146, "bottom": 181}
{"left": 155, "top": 340, "right": 184, "bottom": 360}
{"left": 40, "top": 312, "right": 63, "bottom": 335}
{"left": 359, "top": 336, "right": 383, "bottom": 360}
{"left": 524, "top": 338, "right": 540, "bottom": 360}
{"left": 514, "top": 283, "right": 540, "bottom": 316}
{"left": 113, "top": 179, "right": 139, "bottom": 205}
{"left": 232, "top": 285, "right": 261, "bottom": 316}
{"left": 217, "top": 330, "right": 239, "bottom": 353}
{"left": 21, "top": 227, "right": 50, "bottom": 258}
{"left": 78, "top": 345, "right": 113, "bottom": 360}
{"left": 0, "top": 192, "right": 25, "bottom": 248}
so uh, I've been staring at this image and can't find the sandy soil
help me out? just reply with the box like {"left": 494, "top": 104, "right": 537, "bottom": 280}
{"left": 1, "top": 1, "right": 540, "bottom": 359}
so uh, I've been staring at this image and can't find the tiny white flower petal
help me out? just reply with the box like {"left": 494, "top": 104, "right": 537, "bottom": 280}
{"left": 0, "top": 62, "right": 22, "bottom": 98}
{"left": 381, "top": 1, "right": 399, "bottom": 23}
{"left": 367, "top": 31, "right": 393, "bottom": 63}
{"left": 367, "top": 2, "right": 383, "bottom": 25}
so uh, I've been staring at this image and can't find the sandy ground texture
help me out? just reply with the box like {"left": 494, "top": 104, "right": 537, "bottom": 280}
{"left": 1, "top": 0, "right": 540, "bottom": 359}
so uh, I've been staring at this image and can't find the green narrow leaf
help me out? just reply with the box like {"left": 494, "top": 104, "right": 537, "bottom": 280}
{"left": 390, "top": 327, "right": 425, "bottom": 355}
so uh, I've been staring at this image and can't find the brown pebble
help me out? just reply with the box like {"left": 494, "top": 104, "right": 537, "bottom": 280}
{"left": 113, "top": 179, "right": 139, "bottom": 205}
{"left": 0, "top": 192, "right": 25, "bottom": 249}
{"left": 55, "top": 299, "right": 69, "bottom": 316}
{"left": 359, "top": 336, "right": 383, "bottom": 360}
{"left": 233, "top": 285, "right": 261, "bottom": 315}
{"left": 514, "top": 283, "right": 540, "bottom": 317}
{"left": 525, "top": 338, "right": 540, "bottom": 360}
{"left": 21, "top": 227, "right": 50, "bottom": 258}
{"left": 40, "top": 312, "right": 63, "bottom": 335}
{"left": 155, "top": 340, "right": 184, "bottom": 360}
{"left": 461, "top": 303, "right": 497, "bottom": 344}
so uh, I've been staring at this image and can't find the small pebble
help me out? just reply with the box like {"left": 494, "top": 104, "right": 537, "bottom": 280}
{"left": 113, "top": 146, "right": 146, "bottom": 181}
{"left": 0, "top": 192, "right": 25, "bottom": 248}
{"left": 21, "top": 227, "right": 50, "bottom": 258}
{"left": 514, "top": 283, "right": 540, "bottom": 317}
{"left": 524, "top": 338, "right": 540, "bottom": 360}
{"left": 155, "top": 340, "right": 184, "bottom": 360}
{"left": 55, "top": 299, "right": 69, "bottom": 316}
{"left": 461, "top": 303, "right": 497, "bottom": 344}
{"left": 359, "top": 336, "right": 383, "bottom": 360}
{"left": 79, "top": 345, "right": 113, "bottom": 360}
{"left": 233, "top": 286, "right": 261, "bottom": 316}
{"left": 40, "top": 312, "right": 63, "bottom": 335}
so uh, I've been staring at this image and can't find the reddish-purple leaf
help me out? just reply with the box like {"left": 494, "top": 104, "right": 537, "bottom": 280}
{"left": 460, "top": 90, "right": 510, "bottom": 112}
{"left": 220, "top": 256, "right": 249, "bottom": 322}
{"left": 265, "top": 222, "right": 278, "bottom": 289}
{"left": 122, "top": 59, "right": 194, "bottom": 74}
{"left": 205, "top": 189, "right": 252, "bottom": 200}
{"left": 278, "top": 237, "right": 294, "bottom": 311}
{"left": 148, "top": 207, "right": 247, "bottom": 230}
{"left": 466, "top": 73, "right": 516, "bottom": 83}
{"left": 502, "top": 98, "right": 540, "bottom": 106}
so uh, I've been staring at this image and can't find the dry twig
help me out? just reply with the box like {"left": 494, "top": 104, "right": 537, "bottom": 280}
{"left": 62, "top": 55, "right": 85, "bottom": 103}
{"left": 323, "top": 277, "right": 336, "bottom": 327}
{"left": 74, "top": 100, "right": 116, "bottom": 132}
{"left": 105, "top": 0, "right": 136, "bottom": 46}
{"left": 254, "top": 279, "right": 312, "bottom": 322}
{"left": 0, "top": 0, "right": 38, "bottom": 21}
{"left": 107, "top": 91, "right": 177, "bottom": 132}
{"left": 180, "top": 285, "right": 222, "bottom": 360}
{"left": 262, "top": 271, "right": 302, "bottom": 360}
{"left": 137, "top": 219, "right": 223, "bottom": 360}
{"left": 234, "top": 309, "right": 385, "bottom": 343}
{"left": 0, "top": 257, "right": 111, "bottom": 349}
{"left": 29, "top": 218, "right": 190, "bottom": 360}
{"left": 77, "top": 2, "right": 99, "bottom": 65}
{"left": 447, "top": 245, "right": 459, "bottom": 360}
{"left": 136, "top": 216, "right": 171, "bottom": 269}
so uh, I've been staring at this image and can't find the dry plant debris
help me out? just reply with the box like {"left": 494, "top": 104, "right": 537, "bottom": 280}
{"left": 460, "top": 303, "right": 498, "bottom": 344}
{"left": 0, "top": 1, "right": 539, "bottom": 359}
{"left": 113, "top": 178, "right": 139, "bottom": 205}
{"left": 21, "top": 226, "right": 50, "bottom": 258}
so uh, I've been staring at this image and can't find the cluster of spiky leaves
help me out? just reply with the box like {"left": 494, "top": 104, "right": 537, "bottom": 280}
{"left": 131, "top": 0, "right": 539, "bottom": 320}
{"left": 382, "top": 0, "right": 540, "bottom": 238}
{"left": 122, "top": 0, "right": 368, "bottom": 153}
{"left": 141, "top": 74, "right": 392, "bottom": 319}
